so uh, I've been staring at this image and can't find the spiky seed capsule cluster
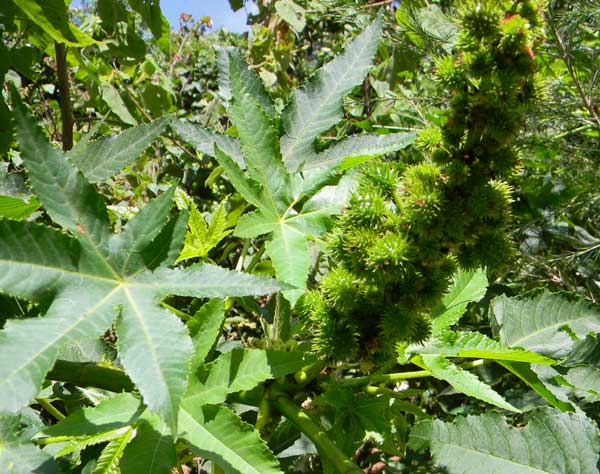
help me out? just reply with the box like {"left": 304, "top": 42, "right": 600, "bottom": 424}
{"left": 300, "top": 0, "right": 545, "bottom": 362}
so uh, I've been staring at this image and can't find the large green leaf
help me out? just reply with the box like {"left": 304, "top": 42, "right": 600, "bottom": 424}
{"left": 9, "top": 0, "right": 96, "bottom": 46}
{"left": 185, "top": 349, "right": 317, "bottom": 406}
{"left": 179, "top": 403, "right": 282, "bottom": 474}
{"left": 280, "top": 15, "right": 382, "bottom": 172}
{"left": 0, "top": 96, "right": 287, "bottom": 433}
{"left": 417, "top": 355, "right": 518, "bottom": 412}
{"left": 410, "top": 331, "right": 554, "bottom": 364}
{"left": 0, "top": 414, "right": 59, "bottom": 474}
{"left": 410, "top": 408, "right": 600, "bottom": 474}
{"left": 431, "top": 269, "right": 488, "bottom": 335}
{"left": 67, "top": 116, "right": 171, "bottom": 183}
{"left": 490, "top": 291, "right": 600, "bottom": 358}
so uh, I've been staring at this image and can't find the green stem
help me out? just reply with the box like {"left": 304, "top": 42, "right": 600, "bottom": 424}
{"left": 35, "top": 397, "right": 65, "bottom": 421}
{"left": 246, "top": 243, "right": 266, "bottom": 273}
{"left": 333, "top": 369, "right": 431, "bottom": 388}
{"left": 272, "top": 393, "right": 362, "bottom": 474}
{"left": 273, "top": 292, "right": 291, "bottom": 342}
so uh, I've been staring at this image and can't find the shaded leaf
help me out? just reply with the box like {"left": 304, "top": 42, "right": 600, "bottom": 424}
{"left": 490, "top": 291, "right": 600, "bottom": 359}
{"left": 410, "top": 408, "right": 600, "bottom": 474}
{"left": 418, "top": 355, "right": 519, "bottom": 412}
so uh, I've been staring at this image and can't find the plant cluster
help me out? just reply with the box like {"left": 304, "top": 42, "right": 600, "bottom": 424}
{"left": 5, "top": 2, "right": 600, "bottom": 474}
{"left": 300, "top": 0, "right": 546, "bottom": 361}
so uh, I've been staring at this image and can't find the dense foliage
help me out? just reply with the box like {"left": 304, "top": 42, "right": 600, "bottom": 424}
{"left": 1, "top": 1, "right": 600, "bottom": 473}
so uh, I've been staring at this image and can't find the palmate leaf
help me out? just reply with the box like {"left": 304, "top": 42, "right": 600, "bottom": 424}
{"left": 0, "top": 95, "right": 287, "bottom": 433}
{"left": 490, "top": 290, "right": 600, "bottom": 359}
{"left": 210, "top": 56, "right": 337, "bottom": 303}
{"left": 416, "top": 355, "right": 519, "bottom": 412}
{"left": 410, "top": 408, "right": 600, "bottom": 474}
{"left": 176, "top": 201, "right": 232, "bottom": 262}
{"left": 280, "top": 15, "right": 383, "bottom": 172}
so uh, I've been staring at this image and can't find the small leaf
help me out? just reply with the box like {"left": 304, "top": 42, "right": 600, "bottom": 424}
{"left": 179, "top": 404, "right": 283, "bottom": 474}
{"left": 100, "top": 82, "right": 138, "bottom": 125}
{"left": 176, "top": 202, "right": 232, "bottom": 262}
{"left": 120, "top": 412, "right": 176, "bottom": 474}
{"left": 185, "top": 349, "right": 316, "bottom": 406}
{"left": 410, "top": 408, "right": 600, "bottom": 474}
{"left": 410, "top": 331, "right": 554, "bottom": 364}
{"left": 275, "top": 0, "right": 306, "bottom": 32}
{"left": 188, "top": 299, "right": 226, "bottom": 369}
{"left": 418, "top": 355, "right": 519, "bottom": 412}
{"left": 93, "top": 426, "right": 135, "bottom": 474}
{"left": 304, "top": 132, "right": 416, "bottom": 171}
{"left": 0, "top": 195, "right": 39, "bottom": 220}
{"left": 431, "top": 269, "right": 488, "bottom": 335}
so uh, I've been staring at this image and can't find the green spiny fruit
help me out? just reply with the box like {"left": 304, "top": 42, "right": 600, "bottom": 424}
{"left": 304, "top": 0, "right": 545, "bottom": 362}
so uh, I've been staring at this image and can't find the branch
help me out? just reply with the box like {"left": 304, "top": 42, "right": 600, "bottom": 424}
{"left": 271, "top": 392, "right": 363, "bottom": 474}
{"left": 54, "top": 43, "right": 74, "bottom": 151}
{"left": 550, "top": 16, "right": 600, "bottom": 131}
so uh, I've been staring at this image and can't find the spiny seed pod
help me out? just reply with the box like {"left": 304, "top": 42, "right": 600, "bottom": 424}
{"left": 302, "top": 0, "right": 545, "bottom": 362}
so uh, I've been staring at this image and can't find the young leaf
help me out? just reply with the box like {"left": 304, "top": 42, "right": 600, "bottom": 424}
{"left": 410, "top": 408, "right": 600, "bottom": 474}
{"left": 431, "top": 269, "right": 488, "bottom": 335}
{"left": 490, "top": 290, "right": 600, "bottom": 358}
{"left": 179, "top": 403, "right": 282, "bottom": 474}
{"left": 0, "top": 95, "right": 288, "bottom": 433}
{"left": 93, "top": 426, "right": 135, "bottom": 474}
{"left": 67, "top": 116, "right": 171, "bottom": 183}
{"left": 176, "top": 202, "right": 233, "bottom": 262}
{"left": 185, "top": 349, "right": 317, "bottom": 406}
{"left": 417, "top": 355, "right": 519, "bottom": 412}
{"left": 280, "top": 15, "right": 382, "bottom": 172}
